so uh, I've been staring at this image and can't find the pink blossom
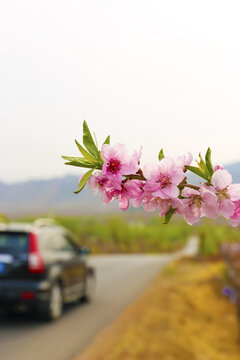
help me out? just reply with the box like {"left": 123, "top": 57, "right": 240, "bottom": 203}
{"left": 199, "top": 185, "right": 219, "bottom": 219}
{"left": 113, "top": 180, "right": 144, "bottom": 211}
{"left": 174, "top": 152, "right": 193, "bottom": 169}
{"left": 214, "top": 164, "right": 224, "bottom": 171}
{"left": 210, "top": 169, "right": 240, "bottom": 218}
{"left": 230, "top": 201, "right": 240, "bottom": 227}
{"left": 82, "top": 137, "right": 240, "bottom": 225}
{"left": 141, "top": 197, "right": 184, "bottom": 218}
{"left": 181, "top": 188, "right": 202, "bottom": 225}
{"left": 122, "top": 179, "right": 171, "bottom": 217}
{"left": 133, "top": 146, "right": 143, "bottom": 164}
{"left": 170, "top": 198, "right": 185, "bottom": 214}
{"left": 88, "top": 172, "right": 114, "bottom": 205}
{"left": 131, "top": 181, "right": 145, "bottom": 208}
{"left": 143, "top": 157, "right": 185, "bottom": 200}
{"left": 131, "top": 181, "right": 170, "bottom": 216}
{"left": 142, "top": 196, "right": 170, "bottom": 217}
{"left": 101, "top": 144, "right": 140, "bottom": 190}
{"left": 180, "top": 187, "right": 218, "bottom": 225}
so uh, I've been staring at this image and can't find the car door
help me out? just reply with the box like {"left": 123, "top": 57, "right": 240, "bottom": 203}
{"left": 53, "top": 231, "right": 86, "bottom": 301}
{"left": 38, "top": 229, "right": 80, "bottom": 302}
{"left": 63, "top": 233, "right": 86, "bottom": 297}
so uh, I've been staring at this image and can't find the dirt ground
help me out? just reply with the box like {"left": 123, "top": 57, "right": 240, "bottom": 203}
{"left": 75, "top": 259, "right": 240, "bottom": 360}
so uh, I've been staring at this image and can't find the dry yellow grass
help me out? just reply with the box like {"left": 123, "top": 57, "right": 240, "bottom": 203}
{"left": 75, "top": 260, "right": 240, "bottom": 360}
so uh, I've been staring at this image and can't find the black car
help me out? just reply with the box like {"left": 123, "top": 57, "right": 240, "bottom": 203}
{"left": 0, "top": 221, "right": 96, "bottom": 320}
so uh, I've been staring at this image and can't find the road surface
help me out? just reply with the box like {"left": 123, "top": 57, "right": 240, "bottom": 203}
{"left": 0, "top": 237, "right": 198, "bottom": 360}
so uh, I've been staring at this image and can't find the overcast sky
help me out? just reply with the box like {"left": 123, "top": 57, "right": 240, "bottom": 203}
{"left": 1, "top": 0, "right": 240, "bottom": 183}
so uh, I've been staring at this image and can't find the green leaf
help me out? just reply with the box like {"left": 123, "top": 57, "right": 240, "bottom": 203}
{"left": 197, "top": 153, "right": 210, "bottom": 179}
{"left": 74, "top": 169, "right": 95, "bottom": 194}
{"left": 205, "top": 147, "right": 214, "bottom": 176}
{"left": 62, "top": 155, "right": 101, "bottom": 168}
{"left": 75, "top": 140, "right": 97, "bottom": 163}
{"left": 62, "top": 155, "right": 90, "bottom": 163}
{"left": 164, "top": 206, "right": 176, "bottom": 224}
{"left": 64, "top": 161, "right": 97, "bottom": 169}
{"left": 158, "top": 149, "right": 164, "bottom": 161}
{"left": 103, "top": 135, "right": 110, "bottom": 145}
{"left": 185, "top": 165, "right": 210, "bottom": 181}
{"left": 83, "top": 121, "right": 100, "bottom": 159}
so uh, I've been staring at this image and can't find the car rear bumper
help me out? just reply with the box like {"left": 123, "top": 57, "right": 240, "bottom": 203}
{"left": 0, "top": 279, "right": 51, "bottom": 309}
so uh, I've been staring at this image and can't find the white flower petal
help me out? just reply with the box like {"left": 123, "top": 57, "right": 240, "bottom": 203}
{"left": 212, "top": 169, "right": 232, "bottom": 189}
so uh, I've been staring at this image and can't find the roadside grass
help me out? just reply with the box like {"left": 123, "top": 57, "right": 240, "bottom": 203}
{"left": 75, "top": 259, "right": 240, "bottom": 360}
{"left": 196, "top": 219, "right": 240, "bottom": 255}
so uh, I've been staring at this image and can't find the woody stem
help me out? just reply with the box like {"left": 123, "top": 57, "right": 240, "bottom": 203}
{"left": 182, "top": 183, "right": 200, "bottom": 191}
{"left": 124, "top": 174, "right": 147, "bottom": 181}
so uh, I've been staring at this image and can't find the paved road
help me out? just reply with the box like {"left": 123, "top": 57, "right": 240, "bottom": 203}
{"left": 0, "top": 237, "right": 198, "bottom": 360}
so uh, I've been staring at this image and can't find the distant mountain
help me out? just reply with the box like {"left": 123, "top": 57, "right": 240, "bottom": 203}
{"left": 0, "top": 175, "right": 118, "bottom": 218}
{"left": 1, "top": 162, "right": 240, "bottom": 218}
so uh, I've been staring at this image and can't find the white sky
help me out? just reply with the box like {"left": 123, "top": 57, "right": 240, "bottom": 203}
{"left": 1, "top": 0, "right": 240, "bottom": 183}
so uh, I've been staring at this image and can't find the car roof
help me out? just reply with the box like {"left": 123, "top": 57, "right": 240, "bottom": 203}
{"left": 0, "top": 222, "right": 33, "bottom": 233}
{"left": 0, "top": 222, "right": 67, "bottom": 234}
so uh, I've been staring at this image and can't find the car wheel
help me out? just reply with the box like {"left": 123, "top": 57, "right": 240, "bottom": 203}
{"left": 42, "top": 283, "right": 63, "bottom": 321}
{"left": 82, "top": 273, "right": 96, "bottom": 302}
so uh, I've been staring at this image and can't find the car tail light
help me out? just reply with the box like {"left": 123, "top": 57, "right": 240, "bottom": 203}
{"left": 28, "top": 232, "right": 45, "bottom": 274}
{"left": 21, "top": 291, "right": 35, "bottom": 300}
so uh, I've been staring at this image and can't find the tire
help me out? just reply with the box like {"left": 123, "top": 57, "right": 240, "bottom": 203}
{"left": 41, "top": 283, "right": 63, "bottom": 321}
{"left": 82, "top": 272, "right": 96, "bottom": 302}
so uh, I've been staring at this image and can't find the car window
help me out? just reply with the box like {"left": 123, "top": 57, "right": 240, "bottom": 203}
{"left": 57, "top": 235, "right": 76, "bottom": 252}
{"left": 0, "top": 232, "right": 28, "bottom": 253}
{"left": 39, "top": 230, "right": 77, "bottom": 253}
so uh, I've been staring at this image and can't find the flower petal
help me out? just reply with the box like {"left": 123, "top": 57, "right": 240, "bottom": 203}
{"left": 201, "top": 192, "right": 218, "bottom": 219}
{"left": 152, "top": 189, "right": 169, "bottom": 199}
{"left": 101, "top": 144, "right": 113, "bottom": 162}
{"left": 158, "top": 200, "right": 170, "bottom": 217}
{"left": 174, "top": 152, "right": 193, "bottom": 168}
{"left": 228, "top": 184, "right": 240, "bottom": 201}
{"left": 171, "top": 198, "right": 185, "bottom": 213}
{"left": 171, "top": 168, "right": 185, "bottom": 185}
{"left": 182, "top": 187, "right": 200, "bottom": 197}
{"left": 101, "top": 143, "right": 126, "bottom": 162}
{"left": 218, "top": 199, "right": 235, "bottom": 218}
{"left": 212, "top": 169, "right": 232, "bottom": 189}
{"left": 133, "top": 146, "right": 142, "bottom": 162}
{"left": 183, "top": 206, "right": 201, "bottom": 225}
{"left": 132, "top": 197, "right": 142, "bottom": 208}
{"left": 158, "top": 157, "right": 174, "bottom": 174}
{"left": 121, "top": 157, "right": 139, "bottom": 175}
{"left": 161, "top": 184, "right": 179, "bottom": 199}
{"left": 118, "top": 193, "right": 129, "bottom": 211}
{"left": 143, "top": 163, "right": 160, "bottom": 180}
{"left": 100, "top": 189, "right": 113, "bottom": 205}
{"left": 214, "top": 164, "right": 224, "bottom": 171}
{"left": 142, "top": 198, "right": 158, "bottom": 212}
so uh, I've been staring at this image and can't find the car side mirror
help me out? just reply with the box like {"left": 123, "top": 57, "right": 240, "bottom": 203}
{"left": 79, "top": 247, "right": 90, "bottom": 255}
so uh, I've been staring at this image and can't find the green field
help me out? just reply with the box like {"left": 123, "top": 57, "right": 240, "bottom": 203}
{"left": 9, "top": 213, "right": 240, "bottom": 255}
{"left": 196, "top": 219, "right": 240, "bottom": 255}
{"left": 13, "top": 214, "right": 190, "bottom": 254}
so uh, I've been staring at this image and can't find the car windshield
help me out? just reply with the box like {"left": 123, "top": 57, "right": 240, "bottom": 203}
{"left": 0, "top": 232, "right": 29, "bottom": 253}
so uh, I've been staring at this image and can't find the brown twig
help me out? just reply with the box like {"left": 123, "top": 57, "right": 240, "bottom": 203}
{"left": 182, "top": 183, "right": 200, "bottom": 191}
{"left": 123, "top": 174, "right": 147, "bottom": 182}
